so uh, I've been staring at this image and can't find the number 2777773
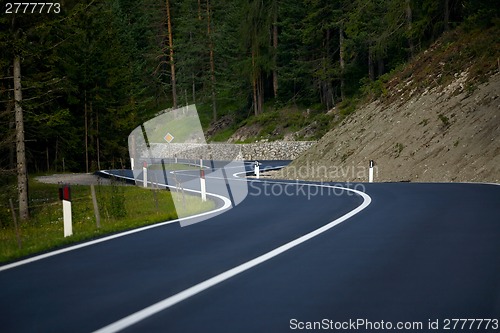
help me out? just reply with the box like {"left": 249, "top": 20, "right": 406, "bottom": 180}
{"left": 4, "top": 3, "right": 61, "bottom": 14}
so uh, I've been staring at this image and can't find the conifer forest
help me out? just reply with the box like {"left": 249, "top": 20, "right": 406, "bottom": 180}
{"left": 0, "top": 0, "right": 497, "bottom": 174}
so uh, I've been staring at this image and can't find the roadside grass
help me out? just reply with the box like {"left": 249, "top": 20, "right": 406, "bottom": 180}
{"left": 231, "top": 106, "right": 337, "bottom": 142}
{"left": 146, "top": 163, "right": 201, "bottom": 171}
{"left": 0, "top": 177, "right": 215, "bottom": 263}
{"left": 210, "top": 126, "right": 236, "bottom": 142}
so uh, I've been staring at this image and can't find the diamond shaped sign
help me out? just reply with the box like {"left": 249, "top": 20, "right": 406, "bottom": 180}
{"left": 164, "top": 132, "right": 174, "bottom": 143}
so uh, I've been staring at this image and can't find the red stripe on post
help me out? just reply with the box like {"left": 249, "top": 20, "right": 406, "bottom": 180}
{"left": 63, "top": 186, "right": 71, "bottom": 201}
{"left": 200, "top": 170, "right": 205, "bottom": 179}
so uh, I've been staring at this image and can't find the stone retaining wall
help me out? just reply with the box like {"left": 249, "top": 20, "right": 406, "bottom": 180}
{"left": 144, "top": 141, "right": 316, "bottom": 161}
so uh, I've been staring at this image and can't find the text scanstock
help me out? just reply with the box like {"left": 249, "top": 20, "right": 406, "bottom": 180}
{"left": 290, "top": 318, "right": 425, "bottom": 331}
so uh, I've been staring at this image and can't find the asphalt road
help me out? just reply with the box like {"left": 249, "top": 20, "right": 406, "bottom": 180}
{"left": 1, "top": 163, "right": 499, "bottom": 333}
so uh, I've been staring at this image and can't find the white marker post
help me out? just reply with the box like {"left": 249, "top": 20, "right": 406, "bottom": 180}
{"left": 200, "top": 169, "right": 207, "bottom": 202}
{"left": 200, "top": 157, "right": 203, "bottom": 169}
{"left": 59, "top": 184, "right": 73, "bottom": 237}
{"left": 143, "top": 161, "right": 148, "bottom": 188}
{"left": 254, "top": 161, "right": 260, "bottom": 179}
{"left": 369, "top": 160, "right": 374, "bottom": 183}
{"left": 130, "top": 135, "right": 136, "bottom": 171}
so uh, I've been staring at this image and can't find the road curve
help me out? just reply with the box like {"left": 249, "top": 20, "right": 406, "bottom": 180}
{"left": 0, "top": 164, "right": 499, "bottom": 333}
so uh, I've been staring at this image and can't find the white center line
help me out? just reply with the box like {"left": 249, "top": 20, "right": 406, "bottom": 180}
{"left": 92, "top": 183, "right": 371, "bottom": 333}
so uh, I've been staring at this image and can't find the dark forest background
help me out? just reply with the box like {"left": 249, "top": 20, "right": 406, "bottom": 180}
{"left": 1, "top": 0, "right": 498, "bottom": 173}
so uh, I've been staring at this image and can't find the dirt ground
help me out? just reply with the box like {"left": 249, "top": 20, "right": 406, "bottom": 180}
{"left": 271, "top": 72, "right": 500, "bottom": 183}
{"left": 36, "top": 173, "right": 117, "bottom": 186}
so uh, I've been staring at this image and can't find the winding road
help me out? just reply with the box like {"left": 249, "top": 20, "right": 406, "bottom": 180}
{"left": 1, "top": 162, "right": 499, "bottom": 332}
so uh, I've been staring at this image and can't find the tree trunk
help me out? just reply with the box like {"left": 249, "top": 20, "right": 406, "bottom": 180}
{"left": 13, "top": 55, "right": 29, "bottom": 220}
{"left": 55, "top": 139, "right": 59, "bottom": 172}
{"left": 96, "top": 106, "right": 101, "bottom": 171}
{"left": 7, "top": 99, "right": 15, "bottom": 170}
{"left": 378, "top": 57, "right": 384, "bottom": 77}
{"left": 46, "top": 144, "right": 50, "bottom": 172}
{"left": 339, "top": 26, "right": 345, "bottom": 101}
{"left": 207, "top": 0, "right": 217, "bottom": 121}
{"left": 323, "top": 29, "right": 334, "bottom": 109}
{"left": 406, "top": 0, "right": 415, "bottom": 57}
{"left": 166, "top": 0, "right": 177, "bottom": 109}
{"left": 192, "top": 73, "right": 196, "bottom": 104}
{"left": 444, "top": 0, "right": 450, "bottom": 31}
{"left": 368, "top": 45, "right": 375, "bottom": 81}
{"left": 272, "top": 6, "right": 278, "bottom": 98}
{"left": 251, "top": 49, "right": 259, "bottom": 116}
{"left": 252, "top": 79, "right": 258, "bottom": 116}
{"left": 258, "top": 75, "right": 264, "bottom": 115}
{"left": 84, "top": 90, "right": 89, "bottom": 173}
{"left": 89, "top": 100, "right": 94, "bottom": 170}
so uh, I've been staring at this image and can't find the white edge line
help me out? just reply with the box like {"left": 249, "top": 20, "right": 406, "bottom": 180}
{"left": 0, "top": 171, "right": 232, "bottom": 273}
{"left": 92, "top": 184, "right": 371, "bottom": 333}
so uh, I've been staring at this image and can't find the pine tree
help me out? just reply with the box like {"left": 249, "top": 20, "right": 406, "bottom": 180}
{"left": 276, "top": 1, "right": 310, "bottom": 105}
{"left": 166, "top": 0, "right": 177, "bottom": 108}
{"left": 0, "top": 7, "right": 62, "bottom": 219}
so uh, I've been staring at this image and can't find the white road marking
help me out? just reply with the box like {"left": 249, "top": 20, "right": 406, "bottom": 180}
{"left": 92, "top": 182, "right": 371, "bottom": 333}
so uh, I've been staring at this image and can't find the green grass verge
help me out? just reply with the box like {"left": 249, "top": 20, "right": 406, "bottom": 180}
{"left": 210, "top": 126, "right": 237, "bottom": 142}
{"left": 0, "top": 177, "right": 215, "bottom": 263}
{"left": 146, "top": 163, "right": 200, "bottom": 171}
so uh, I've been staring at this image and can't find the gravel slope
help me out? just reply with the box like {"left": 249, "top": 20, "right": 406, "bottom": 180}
{"left": 273, "top": 72, "right": 500, "bottom": 183}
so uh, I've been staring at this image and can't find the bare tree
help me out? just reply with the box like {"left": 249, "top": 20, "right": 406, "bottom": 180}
{"left": 444, "top": 0, "right": 450, "bottom": 31}
{"left": 406, "top": 0, "right": 415, "bottom": 57}
{"left": 272, "top": 0, "right": 279, "bottom": 98}
{"left": 13, "top": 54, "right": 29, "bottom": 220}
{"left": 339, "top": 25, "right": 346, "bottom": 101}
{"left": 207, "top": 0, "right": 217, "bottom": 121}
{"left": 166, "top": 0, "right": 177, "bottom": 108}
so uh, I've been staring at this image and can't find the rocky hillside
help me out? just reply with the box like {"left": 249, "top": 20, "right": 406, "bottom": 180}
{"left": 272, "top": 27, "right": 500, "bottom": 183}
